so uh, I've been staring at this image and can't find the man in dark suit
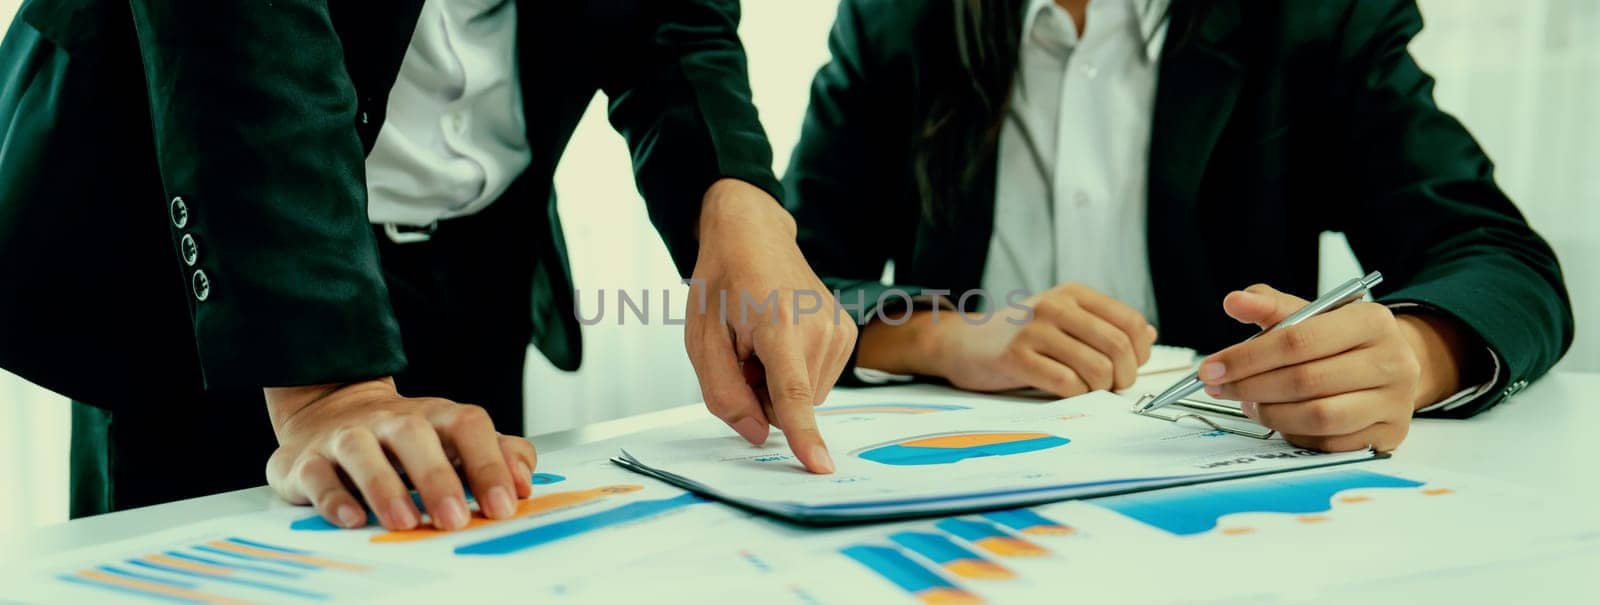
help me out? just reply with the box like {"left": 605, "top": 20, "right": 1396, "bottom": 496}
{"left": 0, "top": 0, "right": 853, "bottom": 530}
{"left": 783, "top": 0, "right": 1572, "bottom": 451}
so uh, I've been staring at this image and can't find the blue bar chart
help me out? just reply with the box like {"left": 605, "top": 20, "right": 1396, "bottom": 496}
{"left": 836, "top": 507, "right": 1076, "bottom": 604}
{"left": 56, "top": 537, "right": 417, "bottom": 604}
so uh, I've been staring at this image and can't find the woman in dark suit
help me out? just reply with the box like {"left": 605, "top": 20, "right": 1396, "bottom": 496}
{"left": 784, "top": 0, "right": 1572, "bottom": 452}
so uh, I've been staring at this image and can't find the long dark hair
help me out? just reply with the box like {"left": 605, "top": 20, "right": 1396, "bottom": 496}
{"left": 912, "top": 0, "right": 1023, "bottom": 224}
{"left": 911, "top": 0, "right": 1212, "bottom": 222}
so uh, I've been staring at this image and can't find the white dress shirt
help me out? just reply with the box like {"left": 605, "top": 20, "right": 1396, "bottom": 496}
{"left": 981, "top": 0, "right": 1170, "bottom": 324}
{"left": 366, "top": 0, "right": 531, "bottom": 228}
{"left": 858, "top": 0, "right": 1169, "bottom": 386}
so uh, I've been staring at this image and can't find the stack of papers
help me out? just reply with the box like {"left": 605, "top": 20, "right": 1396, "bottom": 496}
{"left": 615, "top": 391, "right": 1376, "bottom": 522}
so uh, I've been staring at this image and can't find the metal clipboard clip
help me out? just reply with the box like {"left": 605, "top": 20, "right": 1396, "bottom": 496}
{"left": 1131, "top": 394, "right": 1277, "bottom": 439}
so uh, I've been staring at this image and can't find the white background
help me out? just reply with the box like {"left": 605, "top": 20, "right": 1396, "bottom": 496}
{"left": 2, "top": 0, "right": 1596, "bottom": 532}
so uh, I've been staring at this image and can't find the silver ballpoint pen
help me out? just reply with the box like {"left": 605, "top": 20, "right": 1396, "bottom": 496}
{"left": 1136, "top": 271, "right": 1385, "bottom": 413}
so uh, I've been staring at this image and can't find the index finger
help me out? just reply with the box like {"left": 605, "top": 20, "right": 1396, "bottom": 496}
{"left": 757, "top": 339, "right": 835, "bottom": 474}
{"left": 1200, "top": 310, "right": 1372, "bottom": 385}
{"left": 1070, "top": 287, "right": 1155, "bottom": 364}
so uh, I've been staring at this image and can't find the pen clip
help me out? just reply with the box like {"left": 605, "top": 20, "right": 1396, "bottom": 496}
{"left": 1131, "top": 394, "right": 1277, "bottom": 440}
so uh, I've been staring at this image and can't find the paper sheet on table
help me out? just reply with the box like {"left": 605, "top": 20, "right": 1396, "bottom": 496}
{"left": 0, "top": 441, "right": 760, "bottom": 604}
{"left": 614, "top": 391, "right": 1377, "bottom": 523}
{"left": 1140, "top": 345, "right": 1197, "bottom": 374}
{"left": 5, "top": 431, "right": 1598, "bottom": 604}
{"left": 543, "top": 462, "right": 1600, "bottom": 604}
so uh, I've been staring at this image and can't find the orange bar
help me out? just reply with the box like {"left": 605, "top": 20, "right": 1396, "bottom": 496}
{"left": 943, "top": 559, "right": 1016, "bottom": 580}
{"left": 373, "top": 485, "right": 643, "bottom": 544}
{"left": 918, "top": 587, "right": 985, "bottom": 604}
{"left": 902, "top": 433, "right": 1050, "bottom": 449}
{"left": 204, "top": 541, "right": 368, "bottom": 572}
{"left": 1020, "top": 525, "right": 1075, "bottom": 536}
{"left": 75, "top": 570, "right": 257, "bottom": 605}
{"left": 143, "top": 554, "right": 235, "bottom": 577}
{"left": 971, "top": 537, "right": 1049, "bottom": 558}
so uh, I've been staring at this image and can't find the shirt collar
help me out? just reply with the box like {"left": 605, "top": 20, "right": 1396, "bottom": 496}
{"left": 1020, "top": 0, "right": 1171, "bottom": 64}
{"left": 1136, "top": 0, "right": 1173, "bottom": 63}
{"left": 1020, "top": 0, "right": 1059, "bottom": 50}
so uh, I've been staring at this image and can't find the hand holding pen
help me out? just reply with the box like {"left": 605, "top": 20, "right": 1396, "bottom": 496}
{"left": 1146, "top": 273, "right": 1477, "bottom": 453}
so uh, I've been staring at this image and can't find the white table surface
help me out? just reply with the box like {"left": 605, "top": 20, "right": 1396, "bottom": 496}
{"left": 5, "top": 370, "right": 1599, "bottom": 602}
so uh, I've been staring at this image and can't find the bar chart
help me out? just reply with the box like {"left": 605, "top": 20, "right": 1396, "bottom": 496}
{"left": 57, "top": 537, "right": 423, "bottom": 604}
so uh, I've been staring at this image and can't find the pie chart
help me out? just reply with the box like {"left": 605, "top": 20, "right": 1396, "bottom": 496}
{"left": 814, "top": 403, "right": 969, "bottom": 416}
{"left": 854, "top": 431, "right": 1070, "bottom": 466}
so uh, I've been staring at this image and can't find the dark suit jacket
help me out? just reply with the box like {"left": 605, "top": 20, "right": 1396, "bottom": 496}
{"left": 784, "top": 0, "right": 1573, "bottom": 417}
{"left": 0, "top": 0, "right": 780, "bottom": 408}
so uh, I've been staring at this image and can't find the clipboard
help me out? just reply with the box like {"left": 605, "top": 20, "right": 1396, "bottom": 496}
{"left": 1130, "top": 393, "right": 1276, "bottom": 439}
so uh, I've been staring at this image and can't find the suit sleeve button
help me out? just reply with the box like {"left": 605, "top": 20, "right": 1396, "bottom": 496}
{"left": 180, "top": 234, "right": 199, "bottom": 266}
{"left": 191, "top": 270, "right": 211, "bottom": 302}
{"left": 170, "top": 196, "right": 190, "bottom": 228}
